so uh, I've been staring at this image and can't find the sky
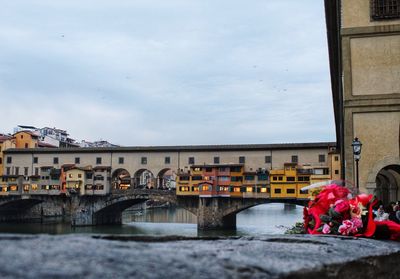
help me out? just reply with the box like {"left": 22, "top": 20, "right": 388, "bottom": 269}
{"left": 0, "top": 0, "right": 335, "bottom": 146}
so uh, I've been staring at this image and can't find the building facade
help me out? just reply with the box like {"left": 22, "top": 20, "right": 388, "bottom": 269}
{"left": 326, "top": 0, "right": 400, "bottom": 204}
{"left": 1, "top": 142, "right": 336, "bottom": 195}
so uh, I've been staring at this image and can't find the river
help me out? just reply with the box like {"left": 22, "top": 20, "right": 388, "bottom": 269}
{"left": 0, "top": 203, "right": 303, "bottom": 236}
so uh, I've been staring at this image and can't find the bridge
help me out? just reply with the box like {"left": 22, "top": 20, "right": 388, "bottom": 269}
{"left": 0, "top": 189, "right": 308, "bottom": 229}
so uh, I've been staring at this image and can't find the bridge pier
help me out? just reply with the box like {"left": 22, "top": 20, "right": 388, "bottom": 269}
{"left": 197, "top": 198, "right": 237, "bottom": 230}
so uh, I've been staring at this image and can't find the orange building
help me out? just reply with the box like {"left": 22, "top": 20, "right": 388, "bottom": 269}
{"left": 13, "top": 131, "right": 39, "bottom": 149}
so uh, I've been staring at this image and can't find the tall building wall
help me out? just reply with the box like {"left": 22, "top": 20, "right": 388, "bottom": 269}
{"left": 339, "top": 0, "right": 400, "bottom": 198}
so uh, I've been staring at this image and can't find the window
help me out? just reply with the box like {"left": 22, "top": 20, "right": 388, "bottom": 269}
{"left": 230, "top": 166, "right": 242, "bottom": 172}
{"left": 291, "top": 155, "right": 298, "bottom": 163}
{"left": 119, "top": 157, "right": 124, "bottom": 164}
{"left": 287, "top": 189, "right": 296, "bottom": 194}
{"left": 33, "top": 157, "right": 38, "bottom": 164}
{"left": 141, "top": 157, "right": 147, "bottom": 164}
{"left": 319, "top": 154, "right": 326, "bottom": 163}
{"left": 20, "top": 135, "right": 23, "bottom": 139}
{"left": 0, "top": 158, "right": 2, "bottom": 164}
{"left": 287, "top": 177, "right": 295, "bottom": 182}
{"left": 75, "top": 157, "right": 80, "bottom": 164}
{"left": 274, "top": 188, "right": 281, "bottom": 194}
{"left": 257, "top": 173, "right": 268, "bottom": 181}
{"left": 214, "top": 156, "right": 220, "bottom": 164}
{"left": 15, "top": 167, "right": 19, "bottom": 175}
{"left": 334, "top": 156, "right": 339, "bottom": 161}
{"left": 239, "top": 156, "right": 245, "bottom": 164}
{"left": 272, "top": 176, "right": 277, "bottom": 181}
{"left": 25, "top": 143, "right": 28, "bottom": 148}
{"left": 231, "top": 176, "right": 243, "bottom": 182}
{"left": 24, "top": 167, "right": 29, "bottom": 176}
{"left": 188, "top": 157, "right": 195, "bottom": 165}
{"left": 300, "top": 189, "right": 309, "bottom": 194}
{"left": 6, "top": 156, "right": 12, "bottom": 164}
{"left": 371, "top": 0, "right": 400, "bottom": 20}
{"left": 335, "top": 170, "right": 339, "bottom": 175}
{"left": 278, "top": 176, "right": 283, "bottom": 181}
{"left": 86, "top": 173, "right": 93, "bottom": 179}
{"left": 265, "top": 156, "right": 271, "bottom": 163}
{"left": 6, "top": 167, "right": 10, "bottom": 175}
{"left": 165, "top": 157, "right": 170, "bottom": 164}
{"left": 245, "top": 175, "right": 255, "bottom": 181}
{"left": 96, "top": 157, "right": 102, "bottom": 165}
{"left": 53, "top": 157, "right": 59, "bottom": 164}
{"left": 35, "top": 168, "right": 39, "bottom": 176}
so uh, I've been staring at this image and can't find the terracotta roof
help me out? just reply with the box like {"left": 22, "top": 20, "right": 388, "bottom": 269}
{"left": 13, "top": 130, "right": 39, "bottom": 138}
{"left": 0, "top": 135, "right": 14, "bottom": 143}
{"left": 38, "top": 141, "right": 58, "bottom": 148}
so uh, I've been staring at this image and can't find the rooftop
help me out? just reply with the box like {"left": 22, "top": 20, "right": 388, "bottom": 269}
{"left": 4, "top": 142, "right": 336, "bottom": 154}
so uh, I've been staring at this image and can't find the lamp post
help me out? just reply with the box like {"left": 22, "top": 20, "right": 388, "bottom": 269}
{"left": 351, "top": 137, "right": 362, "bottom": 193}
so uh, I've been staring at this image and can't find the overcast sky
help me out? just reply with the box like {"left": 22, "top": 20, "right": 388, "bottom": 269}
{"left": 0, "top": 0, "right": 335, "bottom": 146}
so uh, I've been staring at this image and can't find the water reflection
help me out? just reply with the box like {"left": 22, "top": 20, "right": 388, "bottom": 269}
{"left": 0, "top": 203, "right": 304, "bottom": 236}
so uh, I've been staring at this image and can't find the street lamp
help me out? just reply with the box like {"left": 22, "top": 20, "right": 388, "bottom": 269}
{"left": 352, "top": 137, "right": 362, "bottom": 192}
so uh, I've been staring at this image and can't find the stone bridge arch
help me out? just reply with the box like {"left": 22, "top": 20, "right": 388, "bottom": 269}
{"left": 0, "top": 196, "right": 67, "bottom": 222}
{"left": 195, "top": 197, "right": 307, "bottom": 229}
{"left": 71, "top": 193, "right": 150, "bottom": 226}
{"left": 71, "top": 190, "right": 179, "bottom": 226}
{"left": 0, "top": 197, "right": 43, "bottom": 213}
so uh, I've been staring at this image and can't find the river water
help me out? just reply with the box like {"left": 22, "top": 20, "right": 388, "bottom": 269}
{"left": 0, "top": 203, "right": 303, "bottom": 236}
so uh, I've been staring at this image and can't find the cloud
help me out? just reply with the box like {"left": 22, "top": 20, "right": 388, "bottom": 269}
{"left": 0, "top": 0, "right": 335, "bottom": 146}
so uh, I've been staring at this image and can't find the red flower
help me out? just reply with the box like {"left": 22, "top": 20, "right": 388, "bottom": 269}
{"left": 334, "top": 199, "right": 350, "bottom": 214}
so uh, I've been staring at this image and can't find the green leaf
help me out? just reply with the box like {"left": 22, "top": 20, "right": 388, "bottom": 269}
{"left": 329, "top": 207, "right": 342, "bottom": 218}
{"left": 320, "top": 215, "right": 332, "bottom": 223}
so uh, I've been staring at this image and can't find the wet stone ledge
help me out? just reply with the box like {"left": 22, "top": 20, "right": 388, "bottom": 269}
{"left": 0, "top": 234, "right": 399, "bottom": 279}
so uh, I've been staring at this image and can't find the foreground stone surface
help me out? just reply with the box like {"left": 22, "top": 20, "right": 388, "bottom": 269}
{"left": 0, "top": 234, "right": 399, "bottom": 278}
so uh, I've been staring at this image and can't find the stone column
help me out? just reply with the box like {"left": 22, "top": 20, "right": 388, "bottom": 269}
{"left": 197, "top": 197, "right": 236, "bottom": 230}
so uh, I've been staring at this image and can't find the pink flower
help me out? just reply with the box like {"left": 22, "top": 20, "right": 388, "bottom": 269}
{"left": 338, "top": 220, "right": 359, "bottom": 235}
{"left": 351, "top": 217, "right": 363, "bottom": 229}
{"left": 334, "top": 199, "right": 350, "bottom": 214}
{"left": 322, "top": 224, "right": 331, "bottom": 234}
{"left": 338, "top": 221, "right": 351, "bottom": 235}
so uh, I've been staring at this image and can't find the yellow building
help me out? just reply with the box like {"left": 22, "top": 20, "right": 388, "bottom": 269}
{"left": 270, "top": 163, "right": 307, "bottom": 199}
{"left": 0, "top": 135, "right": 16, "bottom": 176}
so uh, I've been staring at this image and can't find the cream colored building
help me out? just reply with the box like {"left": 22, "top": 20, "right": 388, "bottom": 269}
{"left": 326, "top": 0, "right": 400, "bottom": 203}
{"left": 2, "top": 143, "right": 335, "bottom": 192}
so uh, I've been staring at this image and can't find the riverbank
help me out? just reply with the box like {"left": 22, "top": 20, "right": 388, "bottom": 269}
{"left": 0, "top": 234, "right": 399, "bottom": 278}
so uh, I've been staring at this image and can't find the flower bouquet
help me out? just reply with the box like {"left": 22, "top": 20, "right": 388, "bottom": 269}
{"left": 303, "top": 183, "right": 400, "bottom": 241}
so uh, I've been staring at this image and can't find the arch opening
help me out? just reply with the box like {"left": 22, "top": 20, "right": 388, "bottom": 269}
{"left": 156, "top": 168, "right": 176, "bottom": 190}
{"left": 111, "top": 168, "right": 132, "bottom": 190}
{"left": 94, "top": 198, "right": 148, "bottom": 225}
{"left": 134, "top": 169, "right": 155, "bottom": 189}
{"left": 374, "top": 164, "right": 400, "bottom": 205}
